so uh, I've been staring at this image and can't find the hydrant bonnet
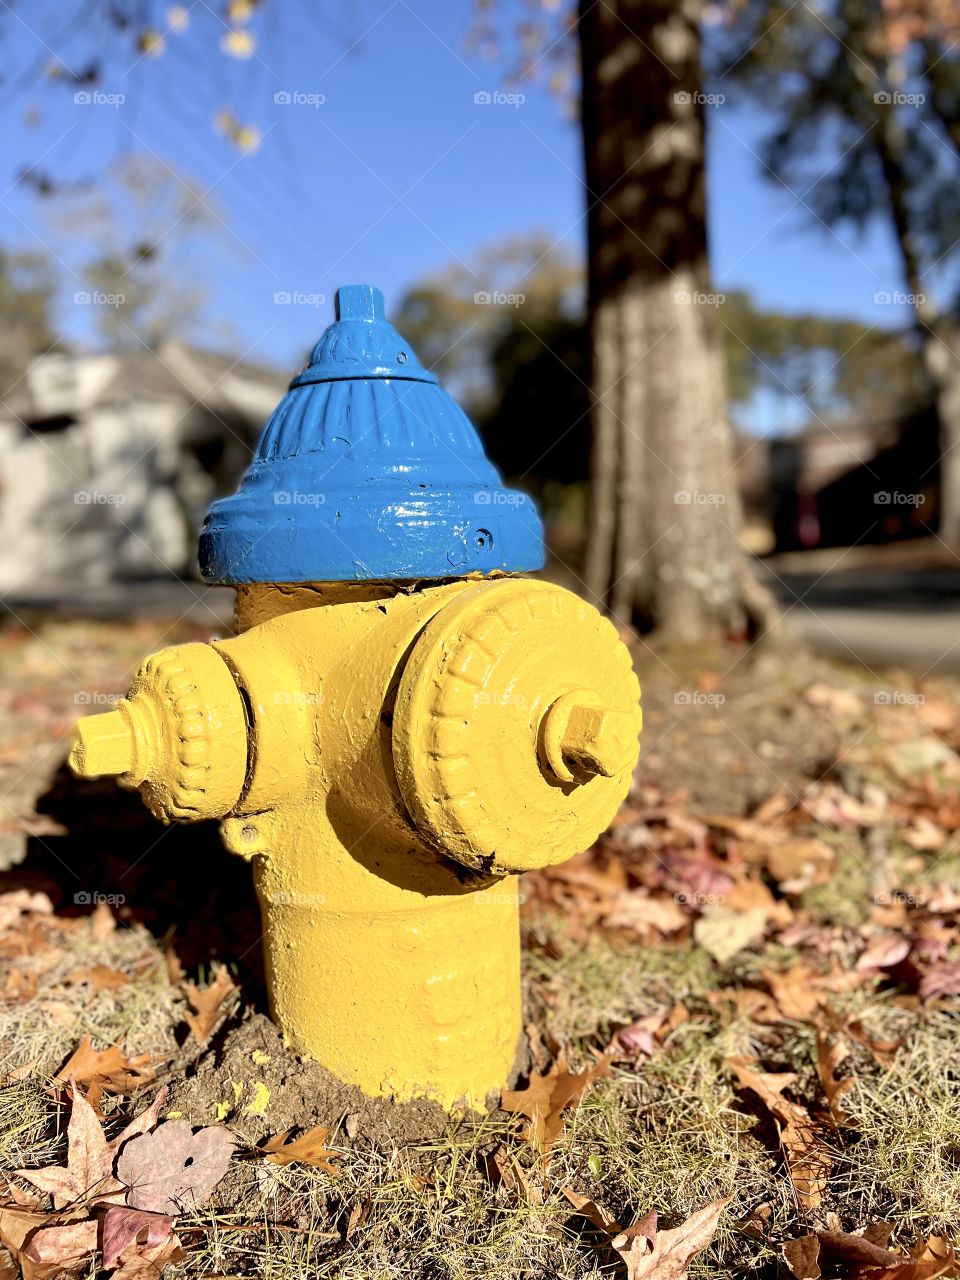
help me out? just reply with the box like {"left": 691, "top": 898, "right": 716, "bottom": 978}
{"left": 199, "top": 285, "right": 545, "bottom": 584}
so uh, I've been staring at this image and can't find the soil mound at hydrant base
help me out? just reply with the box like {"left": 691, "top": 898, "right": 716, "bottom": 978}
{"left": 166, "top": 1013, "right": 451, "bottom": 1147}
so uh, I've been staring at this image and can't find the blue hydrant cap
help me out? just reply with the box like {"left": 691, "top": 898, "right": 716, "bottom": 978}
{"left": 199, "top": 286, "right": 545, "bottom": 584}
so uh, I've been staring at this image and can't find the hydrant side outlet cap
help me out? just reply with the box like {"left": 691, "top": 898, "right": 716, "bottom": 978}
{"left": 199, "top": 285, "right": 546, "bottom": 584}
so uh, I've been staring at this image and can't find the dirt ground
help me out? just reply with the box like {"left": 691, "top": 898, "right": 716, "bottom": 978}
{"left": 1, "top": 610, "right": 960, "bottom": 1278}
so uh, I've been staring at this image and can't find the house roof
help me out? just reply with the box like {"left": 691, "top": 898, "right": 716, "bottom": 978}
{"left": 2, "top": 342, "right": 285, "bottom": 426}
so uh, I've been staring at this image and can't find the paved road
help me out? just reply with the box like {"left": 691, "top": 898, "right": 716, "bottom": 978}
{"left": 762, "top": 566, "right": 960, "bottom": 673}
{"left": 6, "top": 567, "right": 960, "bottom": 673}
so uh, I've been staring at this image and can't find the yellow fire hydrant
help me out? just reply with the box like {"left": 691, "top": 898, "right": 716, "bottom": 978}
{"left": 69, "top": 286, "right": 641, "bottom": 1109}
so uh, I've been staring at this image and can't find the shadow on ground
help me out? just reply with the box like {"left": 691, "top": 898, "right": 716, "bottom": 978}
{"left": 5, "top": 758, "right": 266, "bottom": 991}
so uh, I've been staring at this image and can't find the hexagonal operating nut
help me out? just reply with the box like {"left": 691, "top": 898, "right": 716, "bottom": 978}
{"left": 69, "top": 708, "right": 136, "bottom": 778}
{"left": 540, "top": 690, "right": 639, "bottom": 784}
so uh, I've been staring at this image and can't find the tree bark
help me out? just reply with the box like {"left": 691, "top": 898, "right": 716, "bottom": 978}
{"left": 579, "top": 0, "right": 778, "bottom": 640}
{"left": 852, "top": 32, "right": 960, "bottom": 543}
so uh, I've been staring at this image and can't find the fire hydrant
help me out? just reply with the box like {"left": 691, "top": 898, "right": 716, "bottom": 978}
{"left": 68, "top": 286, "right": 642, "bottom": 1109}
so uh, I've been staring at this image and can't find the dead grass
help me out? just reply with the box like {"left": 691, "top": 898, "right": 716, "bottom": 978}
{"left": 1, "top": 618, "right": 960, "bottom": 1275}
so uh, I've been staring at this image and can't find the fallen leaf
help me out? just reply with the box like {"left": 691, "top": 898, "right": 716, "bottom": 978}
{"left": 102, "top": 1206, "right": 176, "bottom": 1269}
{"left": 609, "top": 1011, "right": 670, "bottom": 1061}
{"left": 783, "top": 1233, "right": 821, "bottom": 1278}
{"left": 501, "top": 1053, "right": 612, "bottom": 1152}
{"left": 727, "top": 1058, "right": 831, "bottom": 1209}
{"left": 14, "top": 1084, "right": 167, "bottom": 1211}
{"left": 561, "top": 1185, "right": 622, "bottom": 1233}
{"left": 603, "top": 891, "right": 688, "bottom": 936}
{"left": 763, "top": 967, "right": 823, "bottom": 1022}
{"left": 0, "top": 890, "right": 53, "bottom": 931}
{"left": 693, "top": 907, "right": 768, "bottom": 963}
{"left": 55, "top": 1037, "right": 156, "bottom": 1109}
{"left": 804, "top": 683, "right": 863, "bottom": 718}
{"left": 111, "top": 1232, "right": 188, "bottom": 1280}
{"left": 815, "top": 1033, "right": 855, "bottom": 1125}
{"left": 915, "top": 957, "right": 960, "bottom": 1001}
{"left": 117, "top": 1119, "right": 235, "bottom": 1214}
{"left": 182, "top": 966, "right": 237, "bottom": 1047}
{"left": 262, "top": 1125, "right": 339, "bottom": 1173}
{"left": 90, "top": 902, "right": 116, "bottom": 939}
{"left": 21, "top": 1218, "right": 98, "bottom": 1276}
{"left": 857, "top": 935, "right": 912, "bottom": 971}
{"left": 613, "top": 1199, "right": 729, "bottom": 1279}
{"left": 65, "top": 965, "right": 130, "bottom": 993}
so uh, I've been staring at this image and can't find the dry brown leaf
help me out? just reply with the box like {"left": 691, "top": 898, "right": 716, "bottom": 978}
{"left": 0, "top": 890, "right": 53, "bottom": 932}
{"left": 783, "top": 1233, "right": 821, "bottom": 1278}
{"left": 14, "top": 1083, "right": 168, "bottom": 1211}
{"left": 727, "top": 1057, "right": 831, "bottom": 1209}
{"left": 815, "top": 1032, "right": 855, "bottom": 1125}
{"left": 102, "top": 1205, "right": 176, "bottom": 1269}
{"left": 613, "top": 1199, "right": 729, "bottom": 1280}
{"left": 20, "top": 1218, "right": 98, "bottom": 1278}
{"left": 723, "top": 876, "right": 793, "bottom": 927}
{"left": 65, "top": 965, "right": 130, "bottom": 993}
{"left": 693, "top": 906, "right": 768, "bottom": 963}
{"left": 116, "top": 1120, "right": 236, "bottom": 1214}
{"left": 561, "top": 1185, "right": 621, "bottom": 1233}
{"left": 262, "top": 1125, "right": 339, "bottom": 1173}
{"left": 183, "top": 966, "right": 237, "bottom": 1047}
{"left": 804, "top": 683, "right": 863, "bottom": 717}
{"left": 603, "top": 891, "right": 688, "bottom": 936}
{"left": 857, "top": 934, "right": 912, "bottom": 971}
{"left": 55, "top": 1037, "right": 156, "bottom": 1108}
{"left": 111, "top": 1232, "right": 188, "bottom": 1280}
{"left": 490, "top": 1146, "right": 543, "bottom": 1205}
{"left": 501, "top": 1053, "right": 612, "bottom": 1152}
{"left": 90, "top": 902, "right": 116, "bottom": 939}
{"left": 763, "top": 967, "right": 823, "bottom": 1022}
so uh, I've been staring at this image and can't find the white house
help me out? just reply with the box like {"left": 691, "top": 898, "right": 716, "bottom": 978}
{"left": 0, "top": 344, "right": 284, "bottom": 593}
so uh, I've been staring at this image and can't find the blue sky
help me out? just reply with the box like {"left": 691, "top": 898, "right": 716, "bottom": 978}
{"left": 0, "top": 0, "right": 919, "bottom": 431}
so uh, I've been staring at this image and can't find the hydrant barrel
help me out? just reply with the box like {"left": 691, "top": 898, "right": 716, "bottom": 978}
{"left": 68, "top": 286, "right": 642, "bottom": 1110}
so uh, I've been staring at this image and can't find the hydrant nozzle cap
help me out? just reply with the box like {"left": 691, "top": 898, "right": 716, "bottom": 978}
{"left": 199, "top": 285, "right": 545, "bottom": 585}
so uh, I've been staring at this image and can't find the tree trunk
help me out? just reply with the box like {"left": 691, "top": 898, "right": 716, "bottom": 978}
{"left": 579, "top": 0, "right": 777, "bottom": 640}
{"left": 859, "top": 39, "right": 960, "bottom": 543}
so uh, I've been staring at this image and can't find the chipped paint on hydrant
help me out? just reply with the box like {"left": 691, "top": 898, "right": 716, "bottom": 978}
{"left": 68, "top": 286, "right": 642, "bottom": 1110}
